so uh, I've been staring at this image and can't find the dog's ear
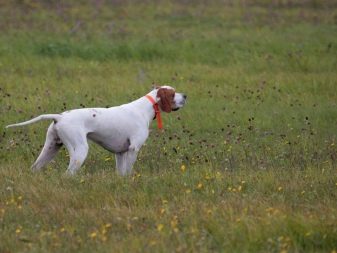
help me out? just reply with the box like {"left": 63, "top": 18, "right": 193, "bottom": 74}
{"left": 157, "top": 88, "right": 174, "bottom": 113}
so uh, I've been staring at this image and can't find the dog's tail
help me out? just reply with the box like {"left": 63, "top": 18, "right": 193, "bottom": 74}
{"left": 6, "top": 114, "right": 61, "bottom": 128}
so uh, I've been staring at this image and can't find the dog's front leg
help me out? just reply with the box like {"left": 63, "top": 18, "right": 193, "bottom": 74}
{"left": 115, "top": 132, "right": 148, "bottom": 176}
{"left": 115, "top": 149, "right": 138, "bottom": 176}
{"left": 115, "top": 153, "right": 126, "bottom": 175}
{"left": 124, "top": 149, "right": 139, "bottom": 174}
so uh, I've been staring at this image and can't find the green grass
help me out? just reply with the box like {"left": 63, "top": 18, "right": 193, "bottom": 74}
{"left": 0, "top": 1, "right": 337, "bottom": 252}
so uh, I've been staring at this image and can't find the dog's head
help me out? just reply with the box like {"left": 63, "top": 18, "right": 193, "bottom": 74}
{"left": 155, "top": 85, "right": 187, "bottom": 113}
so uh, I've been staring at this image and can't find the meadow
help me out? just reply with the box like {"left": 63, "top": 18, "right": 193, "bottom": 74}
{"left": 0, "top": 0, "right": 337, "bottom": 252}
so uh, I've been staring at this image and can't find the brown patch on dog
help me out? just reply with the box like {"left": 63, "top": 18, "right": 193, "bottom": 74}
{"left": 157, "top": 88, "right": 175, "bottom": 113}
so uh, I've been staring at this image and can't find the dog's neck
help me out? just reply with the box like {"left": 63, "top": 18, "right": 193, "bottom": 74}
{"left": 127, "top": 90, "right": 159, "bottom": 126}
{"left": 144, "top": 89, "right": 159, "bottom": 103}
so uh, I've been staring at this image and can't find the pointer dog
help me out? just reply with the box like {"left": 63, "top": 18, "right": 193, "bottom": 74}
{"left": 6, "top": 86, "right": 187, "bottom": 175}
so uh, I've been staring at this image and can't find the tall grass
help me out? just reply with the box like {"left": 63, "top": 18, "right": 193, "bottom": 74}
{"left": 0, "top": 1, "right": 336, "bottom": 252}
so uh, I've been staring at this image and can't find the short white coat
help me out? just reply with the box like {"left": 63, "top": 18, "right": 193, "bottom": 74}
{"left": 6, "top": 86, "right": 186, "bottom": 175}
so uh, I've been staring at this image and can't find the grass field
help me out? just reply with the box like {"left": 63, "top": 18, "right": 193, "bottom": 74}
{"left": 1, "top": 1, "right": 337, "bottom": 252}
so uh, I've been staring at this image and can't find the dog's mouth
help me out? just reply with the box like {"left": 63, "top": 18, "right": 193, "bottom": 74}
{"left": 172, "top": 108, "right": 180, "bottom": 111}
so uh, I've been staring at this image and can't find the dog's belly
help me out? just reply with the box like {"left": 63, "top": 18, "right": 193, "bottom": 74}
{"left": 87, "top": 132, "right": 130, "bottom": 153}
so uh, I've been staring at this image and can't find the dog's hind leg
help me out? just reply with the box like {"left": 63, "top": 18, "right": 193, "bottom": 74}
{"left": 58, "top": 129, "right": 89, "bottom": 175}
{"left": 31, "top": 123, "right": 62, "bottom": 172}
{"left": 65, "top": 144, "right": 88, "bottom": 175}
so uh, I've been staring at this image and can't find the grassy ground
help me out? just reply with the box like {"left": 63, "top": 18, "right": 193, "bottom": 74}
{"left": 0, "top": 1, "right": 337, "bottom": 252}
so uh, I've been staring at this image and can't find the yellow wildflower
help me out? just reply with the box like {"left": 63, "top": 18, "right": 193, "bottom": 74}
{"left": 105, "top": 223, "right": 112, "bottom": 229}
{"left": 215, "top": 172, "right": 222, "bottom": 179}
{"left": 157, "top": 224, "right": 164, "bottom": 232}
{"left": 205, "top": 174, "right": 211, "bottom": 180}
{"left": 89, "top": 232, "right": 97, "bottom": 239}
{"left": 102, "top": 227, "right": 107, "bottom": 235}
{"left": 170, "top": 216, "right": 178, "bottom": 228}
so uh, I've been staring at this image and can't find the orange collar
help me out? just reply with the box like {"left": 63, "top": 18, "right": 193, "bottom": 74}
{"left": 145, "top": 95, "right": 163, "bottom": 130}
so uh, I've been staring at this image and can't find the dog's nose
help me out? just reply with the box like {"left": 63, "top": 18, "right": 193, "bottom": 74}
{"left": 183, "top": 94, "right": 187, "bottom": 99}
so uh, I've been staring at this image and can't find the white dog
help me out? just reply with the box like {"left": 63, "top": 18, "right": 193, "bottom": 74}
{"left": 6, "top": 86, "right": 187, "bottom": 175}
